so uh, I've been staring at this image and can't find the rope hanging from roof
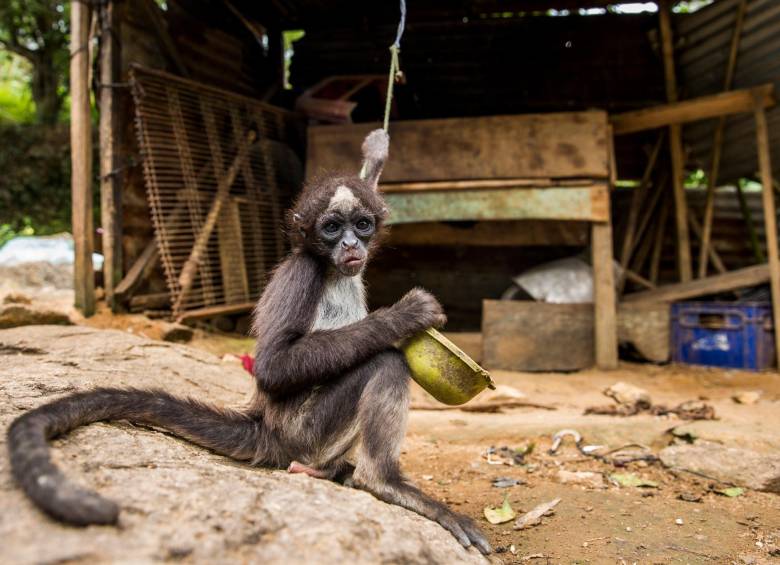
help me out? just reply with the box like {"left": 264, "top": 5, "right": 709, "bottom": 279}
{"left": 382, "top": 0, "right": 407, "bottom": 132}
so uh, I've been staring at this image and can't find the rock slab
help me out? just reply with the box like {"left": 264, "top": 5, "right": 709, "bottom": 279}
{"left": 0, "top": 325, "right": 487, "bottom": 564}
{"left": 660, "top": 441, "right": 780, "bottom": 493}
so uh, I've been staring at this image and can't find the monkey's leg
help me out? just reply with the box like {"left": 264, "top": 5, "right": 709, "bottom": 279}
{"left": 349, "top": 351, "right": 493, "bottom": 555}
{"left": 287, "top": 461, "right": 330, "bottom": 478}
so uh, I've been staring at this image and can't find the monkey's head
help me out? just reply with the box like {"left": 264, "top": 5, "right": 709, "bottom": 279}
{"left": 288, "top": 129, "right": 390, "bottom": 277}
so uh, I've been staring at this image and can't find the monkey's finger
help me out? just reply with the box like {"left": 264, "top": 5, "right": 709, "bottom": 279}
{"left": 438, "top": 514, "right": 471, "bottom": 549}
{"left": 456, "top": 515, "right": 493, "bottom": 555}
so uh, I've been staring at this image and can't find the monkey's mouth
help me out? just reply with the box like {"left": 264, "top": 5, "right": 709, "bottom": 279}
{"left": 339, "top": 251, "right": 366, "bottom": 274}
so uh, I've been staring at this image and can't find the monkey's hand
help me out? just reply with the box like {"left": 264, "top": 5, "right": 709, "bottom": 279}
{"left": 393, "top": 288, "right": 447, "bottom": 336}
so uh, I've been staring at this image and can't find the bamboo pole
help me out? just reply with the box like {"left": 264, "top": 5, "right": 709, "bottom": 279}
{"left": 753, "top": 103, "right": 780, "bottom": 365}
{"left": 659, "top": 0, "right": 692, "bottom": 282}
{"left": 698, "top": 0, "right": 748, "bottom": 278}
{"left": 70, "top": 0, "right": 95, "bottom": 316}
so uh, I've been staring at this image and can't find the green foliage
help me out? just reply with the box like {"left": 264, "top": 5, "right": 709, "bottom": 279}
{"left": 0, "top": 0, "right": 70, "bottom": 124}
{"left": 0, "top": 52, "right": 35, "bottom": 123}
{"left": 0, "top": 122, "right": 72, "bottom": 239}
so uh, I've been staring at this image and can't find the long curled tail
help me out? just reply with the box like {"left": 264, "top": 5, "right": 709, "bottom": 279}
{"left": 7, "top": 387, "right": 260, "bottom": 526}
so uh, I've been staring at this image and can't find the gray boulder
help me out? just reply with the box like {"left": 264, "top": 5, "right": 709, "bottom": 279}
{"left": 0, "top": 325, "right": 487, "bottom": 564}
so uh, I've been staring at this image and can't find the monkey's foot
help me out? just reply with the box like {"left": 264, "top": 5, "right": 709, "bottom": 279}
{"left": 287, "top": 461, "right": 329, "bottom": 479}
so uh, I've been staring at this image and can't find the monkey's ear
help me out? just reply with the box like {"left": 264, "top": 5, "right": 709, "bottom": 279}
{"left": 359, "top": 129, "right": 389, "bottom": 190}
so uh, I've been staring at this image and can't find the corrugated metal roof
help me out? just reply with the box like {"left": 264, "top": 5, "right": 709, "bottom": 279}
{"left": 677, "top": 0, "right": 780, "bottom": 184}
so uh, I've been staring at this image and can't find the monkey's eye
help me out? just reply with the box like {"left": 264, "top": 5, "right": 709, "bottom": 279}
{"left": 355, "top": 218, "right": 373, "bottom": 232}
{"left": 323, "top": 221, "right": 341, "bottom": 235}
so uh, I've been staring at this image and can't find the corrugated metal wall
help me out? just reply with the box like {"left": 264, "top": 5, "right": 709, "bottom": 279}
{"left": 677, "top": 0, "right": 780, "bottom": 184}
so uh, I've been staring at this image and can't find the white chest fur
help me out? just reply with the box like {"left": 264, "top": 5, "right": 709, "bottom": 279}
{"left": 311, "top": 274, "right": 368, "bottom": 331}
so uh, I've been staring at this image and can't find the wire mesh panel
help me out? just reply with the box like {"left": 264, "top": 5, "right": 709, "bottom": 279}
{"left": 131, "top": 66, "right": 303, "bottom": 318}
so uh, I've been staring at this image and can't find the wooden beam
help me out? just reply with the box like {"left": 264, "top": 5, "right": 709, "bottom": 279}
{"left": 649, "top": 197, "right": 671, "bottom": 284}
{"left": 623, "top": 264, "right": 770, "bottom": 303}
{"left": 99, "top": 0, "right": 123, "bottom": 308}
{"left": 687, "top": 209, "right": 727, "bottom": 274}
{"left": 754, "top": 103, "right": 780, "bottom": 367}
{"left": 70, "top": 0, "right": 95, "bottom": 316}
{"left": 592, "top": 220, "right": 618, "bottom": 369}
{"left": 659, "top": 0, "right": 692, "bottom": 282}
{"left": 177, "top": 301, "right": 256, "bottom": 323}
{"left": 618, "top": 132, "right": 664, "bottom": 292}
{"left": 384, "top": 184, "right": 609, "bottom": 225}
{"left": 114, "top": 240, "right": 160, "bottom": 305}
{"left": 611, "top": 84, "right": 775, "bottom": 135}
{"left": 698, "top": 0, "right": 748, "bottom": 278}
{"left": 735, "top": 181, "right": 765, "bottom": 263}
{"left": 381, "top": 177, "right": 594, "bottom": 193}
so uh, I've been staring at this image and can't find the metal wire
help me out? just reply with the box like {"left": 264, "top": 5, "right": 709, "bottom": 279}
{"left": 131, "top": 66, "right": 303, "bottom": 317}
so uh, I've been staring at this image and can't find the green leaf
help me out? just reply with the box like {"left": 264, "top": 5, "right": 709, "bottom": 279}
{"left": 610, "top": 473, "right": 659, "bottom": 488}
{"left": 483, "top": 495, "right": 516, "bottom": 524}
{"left": 714, "top": 487, "right": 744, "bottom": 497}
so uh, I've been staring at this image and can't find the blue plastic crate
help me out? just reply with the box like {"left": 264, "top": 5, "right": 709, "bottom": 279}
{"left": 671, "top": 302, "right": 775, "bottom": 371}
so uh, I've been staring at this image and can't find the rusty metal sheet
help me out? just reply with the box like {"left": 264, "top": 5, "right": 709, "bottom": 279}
{"left": 384, "top": 184, "right": 608, "bottom": 225}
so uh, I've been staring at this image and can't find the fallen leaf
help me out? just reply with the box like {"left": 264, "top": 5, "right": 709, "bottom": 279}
{"left": 714, "top": 486, "right": 744, "bottom": 497}
{"left": 513, "top": 498, "right": 561, "bottom": 530}
{"left": 484, "top": 495, "right": 516, "bottom": 524}
{"left": 610, "top": 473, "right": 659, "bottom": 488}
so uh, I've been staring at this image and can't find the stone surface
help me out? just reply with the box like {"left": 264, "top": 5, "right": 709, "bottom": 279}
{"left": 0, "top": 303, "right": 72, "bottom": 329}
{"left": 0, "top": 325, "right": 486, "bottom": 565}
{"left": 603, "top": 381, "right": 651, "bottom": 407}
{"left": 660, "top": 441, "right": 780, "bottom": 493}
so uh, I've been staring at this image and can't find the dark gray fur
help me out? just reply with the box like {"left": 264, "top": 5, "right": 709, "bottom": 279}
{"left": 6, "top": 129, "right": 491, "bottom": 554}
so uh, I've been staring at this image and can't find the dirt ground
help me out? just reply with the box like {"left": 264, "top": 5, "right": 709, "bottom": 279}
{"left": 14, "top": 298, "right": 780, "bottom": 564}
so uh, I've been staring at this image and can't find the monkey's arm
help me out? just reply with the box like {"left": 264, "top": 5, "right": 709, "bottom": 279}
{"left": 252, "top": 256, "right": 441, "bottom": 396}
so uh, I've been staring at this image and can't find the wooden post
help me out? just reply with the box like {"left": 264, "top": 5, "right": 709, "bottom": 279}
{"left": 593, "top": 125, "right": 618, "bottom": 369}
{"left": 70, "top": 0, "right": 95, "bottom": 316}
{"left": 659, "top": 0, "right": 693, "bottom": 282}
{"left": 99, "top": 0, "right": 123, "bottom": 309}
{"left": 592, "top": 221, "right": 618, "bottom": 369}
{"left": 698, "top": 0, "right": 748, "bottom": 278}
{"left": 754, "top": 103, "right": 780, "bottom": 366}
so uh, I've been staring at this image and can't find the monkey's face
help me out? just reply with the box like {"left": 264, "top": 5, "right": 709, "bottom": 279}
{"left": 317, "top": 185, "right": 377, "bottom": 276}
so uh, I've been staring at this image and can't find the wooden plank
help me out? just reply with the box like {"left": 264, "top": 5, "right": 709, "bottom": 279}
{"left": 384, "top": 184, "right": 608, "bottom": 224}
{"left": 386, "top": 220, "right": 589, "bottom": 247}
{"left": 481, "top": 301, "right": 669, "bottom": 371}
{"left": 177, "top": 301, "right": 256, "bottom": 323}
{"left": 307, "top": 112, "right": 610, "bottom": 182}
{"left": 610, "top": 84, "right": 775, "bottom": 135}
{"left": 114, "top": 240, "right": 159, "bottom": 304}
{"left": 623, "top": 264, "right": 770, "bottom": 303}
{"left": 592, "top": 220, "right": 618, "bottom": 369}
{"left": 754, "top": 104, "right": 780, "bottom": 367}
{"left": 70, "top": 0, "right": 95, "bottom": 316}
{"left": 99, "top": 0, "right": 123, "bottom": 309}
{"left": 381, "top": 178, "right": 594, "bottom": 193}
{"left": 698, "top": 0, "right": 748, "bottom": 278}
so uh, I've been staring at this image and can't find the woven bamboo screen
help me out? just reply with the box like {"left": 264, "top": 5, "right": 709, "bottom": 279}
{"left": 131, "top": 66, "right": 303, "bottom": 318}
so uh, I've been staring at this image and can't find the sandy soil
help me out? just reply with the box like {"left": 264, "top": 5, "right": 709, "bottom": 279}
{"left": 9, "top": 292, "right": 780, "bottom": 564}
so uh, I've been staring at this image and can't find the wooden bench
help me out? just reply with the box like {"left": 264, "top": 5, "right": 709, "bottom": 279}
{"left": 306, "top": 111, "right": 618, "bottom": 369}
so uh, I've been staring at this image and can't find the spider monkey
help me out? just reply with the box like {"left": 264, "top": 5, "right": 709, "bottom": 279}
{"left": 7, "top": 129, "right": 492, "bottom": 555}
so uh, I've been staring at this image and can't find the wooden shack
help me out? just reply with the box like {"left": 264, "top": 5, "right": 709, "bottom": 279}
{"left": 69, "top": 0, "right": 780, "bottom": 370}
